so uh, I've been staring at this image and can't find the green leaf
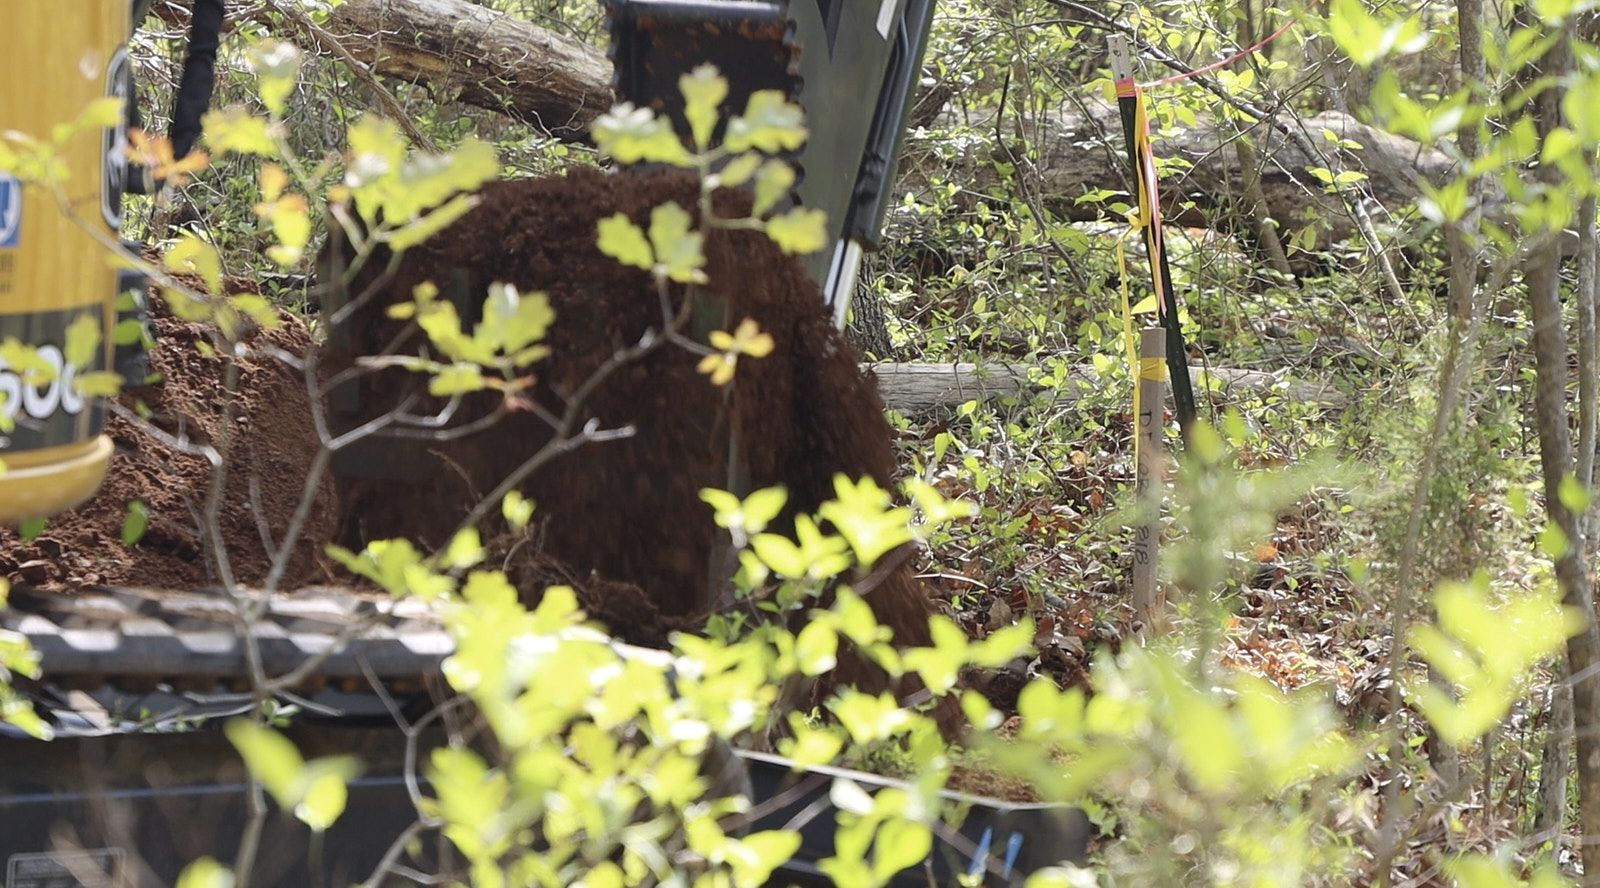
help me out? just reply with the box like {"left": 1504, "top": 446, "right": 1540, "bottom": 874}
{"left": 229, "top": 295, "right": 281, "bottom": 331}
{"left": 225, "top": 719, "right": 303, "bottom": 803}
{"left": 164, "top": 233, "right": 224, "bottom": 299}
{"left": 429, "top": 364, "right": 486, "bottom": 397}
{"left": 248, "top": 41, "right": 302, "bottom": 117}
{"left": 719, "top": 153, "right": 763, "bottom": 189}
{"left": 441, "top": 528, "right": 485, "bottom": 570}
{"left": 386, "top": 193, "right": 480, "bottom": 252}
{"left": 765, "top": 208, "right": 829, "bottom": 256}
{"left": 751, "top": 533, "right": 808, "bottom": 579}
{"left": 795, "top": 619, "right": 839, "bottom": 675}
{"left": 121, "top": 500, "right": 149, "bottom": 547}
{"left": 871, "top": 819, "right": 932, "bottom": 881}
{"left": 597, "top": 212, "right": 654, "bottom": 271}
{"left": 753, "top": 160, "right": 796, "bottom": 216}
{"left": 729, "top": 830, "right": 802, "bottom": 888}
{"left": 818, "top": 475, "right": 913, "bottom": 567}
{"left": 114, "top": 318, "right": 147, "bottom": 347}
{"left": 591, "top": 103, "right": 692, "bottom": 166}
{"left": 64, "top": 314, "right": 101, "bottom": 370}
{"left": 18, "top": 517, "right": 46, "bottom": 543}
{"left": 502, "top": 491, "right": 535, "bottom": 532}
{"left": 680, "top": 64, "right": 730, "bottom": 150}
{"left": 725, "top": 91, "right": 808, "bottom": 154}
{"left": 829, "top": 691, "right": 911, "bottom": 743}
{"left": 72, "top": 371, "right": 124, "bottom": 398}
{"left": 200, "top": 108, "right": 277, "bottom": 157}
{"left": 175, "top": 858, "right": 235, "bottom": 888}
{"left": 295, "top": 770, "right": 349, "bottom": 832}
{"left": 742, "top": 486, "right": 788, "bottom": 533}
{"left": 0, "top": 340, "right": 56, "bottom": 384}
{"left": 481, "top": 282, "right": 555, "bottom": 355}
{"left": 778, "top": 716, "right": 844, "bottom": 768}
{"left": 649, "top": 202, "right": 707, "bottom": 284}
{"left": 1559, "top": 473, "right": 1591, "bottom": 514}
{"left": 1326, "top": 0, "right": 1429, "bottom": 67}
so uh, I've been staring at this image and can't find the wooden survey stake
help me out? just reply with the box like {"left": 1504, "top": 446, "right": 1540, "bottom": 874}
{"left": 1132, "top": 326, "right": 1167, "bottom": 629}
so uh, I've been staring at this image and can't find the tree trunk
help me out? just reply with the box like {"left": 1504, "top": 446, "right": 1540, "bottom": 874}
{"left": 1537, "top": 658, "right": 1575, "bottom": 843}
{"left": 867, "top": 361, "right": 1343, "bottom": 414}
{"left": 907, "top": 100, "right": 1454, "bottom": 251}
{"left": 325, "top": 0, "right": 614, "bottom": 140}
{"left": 1529, "top": 216, "right": 1600, "bottom": 887}
{"left": 1523, "top": 25, "right": 1600, "bottom": 883}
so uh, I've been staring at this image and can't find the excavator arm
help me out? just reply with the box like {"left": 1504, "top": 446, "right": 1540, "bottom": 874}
{"left": 606, "top": 0, "right": 938, "bottom": 327}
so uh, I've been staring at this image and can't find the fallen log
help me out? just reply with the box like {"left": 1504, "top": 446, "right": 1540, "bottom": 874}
{"left": 909, "top": 99, "right": 1454, "bottom": 249}
{"left": 869, "top": 361, "right": 1345, "bottom": 414}
{"left": 325, "top": 0, "right": 614, "bottom": 139}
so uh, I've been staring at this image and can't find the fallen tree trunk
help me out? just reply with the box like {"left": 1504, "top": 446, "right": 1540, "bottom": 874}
{"left": 909, "top": 100, "right": 1454, "bottom": 248}
{"left": 325, "top": 0, "right": 614, "bottom": 139}
{"left": 869, "top": 361, "right": 1345, "bottom": 414}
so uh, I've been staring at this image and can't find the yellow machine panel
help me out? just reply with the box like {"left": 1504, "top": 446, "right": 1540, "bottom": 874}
{"left": 0, "top": 0, "right": 128, "bottom": 524}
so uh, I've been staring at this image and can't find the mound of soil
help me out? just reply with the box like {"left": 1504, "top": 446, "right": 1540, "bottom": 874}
{"left": 5, "top": 167, "right": 951, "bottom": 728}
{"left": 0, "top": 295, "right": 337, "bottom": 591}
{"left": 324, "top": 167, "right": 946, "bottom": 709}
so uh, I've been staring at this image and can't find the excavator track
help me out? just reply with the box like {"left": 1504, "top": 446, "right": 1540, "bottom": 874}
{"left": 3, "top": 584, "right": 450, "bottom": 693}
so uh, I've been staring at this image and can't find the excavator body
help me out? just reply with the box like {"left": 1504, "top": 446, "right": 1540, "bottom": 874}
{"left": 0, "top": 0, "right": 128, "bottom": 525}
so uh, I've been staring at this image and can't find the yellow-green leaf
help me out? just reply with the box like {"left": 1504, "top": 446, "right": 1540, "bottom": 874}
{"left": 648, "top": 202, "right": 707, "bottom": 284}
{"left": 176, "top": 858, "right": 234, "bottom": 888}
{"left": 121, "top": 500, "right": 149, "bottom": 547}
{"left": 248, "top": 41, "right": 302, "bottom": 117}
{"left": 726, "top": 91, "right": 808, "bottom": 154}
{"left": 429, "top": 364, "right": 486, "bottom": 396}
{"left": 765, "top": 207, "right": 828, "bottom": 255}
{"left": 64, "top": 314, "right": 101, "bottom": 370}
{"left": 597, "top": 213, "right": 653, "bottom": 271}
{"left": 201, "top": 108, "right": 277, "bottom": 157}
{"left": 680, "top": 64, "right": 729, "bottom": 150}
{"left": 591, "top": 103, "right": 692, "bottom": 167}
{"left": 753, "top": 160, "right": 795, "bottom": 216}
{"left": 72, "top": 371, "right": 124, "bottom": 398}
{"left": 295, "top": 770, "right": 349, "bottom": 832}
{"left": 164, "top": 233, "right": 223, "bottom": 298}
{"left": 502, "top": 490, "right": 535, "bottom": 532}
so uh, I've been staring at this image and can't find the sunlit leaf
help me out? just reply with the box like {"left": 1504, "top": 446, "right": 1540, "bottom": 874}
{"left": 591, "top": 103, "right": 692, "bottom": 166}
{"left": 648, "top": 202, "right": 707, "bottom": 284}
{"left": 680, "top": 64, "right": 730, "bottom": 150}
{"left": 765, "top": 207, "right": 828, "bottom": 255}
{"left": 120, "top": 500, "right": 149, "bottom": 547}
{"left": 725, "top": 91, "right": 807, "bottom": 154}
{"left": 597, "top": 213, "right": 653, "bottom": 271}
{"left": 175, "top": 858, "right": 234, "bottom": 888}
{"left": 201, "top": 109, "right": 277, "bottom": 157}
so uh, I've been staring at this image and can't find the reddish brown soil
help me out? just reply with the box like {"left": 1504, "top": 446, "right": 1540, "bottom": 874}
{"left": 0, "top": 295, "right": 337, "bottom": 591}
{"left": 324, "top": 167, "right": 948, "bottom": 717}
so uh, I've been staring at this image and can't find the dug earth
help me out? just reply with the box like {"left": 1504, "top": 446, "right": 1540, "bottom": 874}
{"left": 0, "top": 167, "right": 950, "bottom": 722}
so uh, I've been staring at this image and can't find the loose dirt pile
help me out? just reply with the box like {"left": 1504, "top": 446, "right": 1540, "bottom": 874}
{"left": 0, "top": 291, "right": 336, "bottom": 591}
{"left": 324, "top": 167, "right": 944, "bottom": 688}
{"left": 4, "top": 168, "right": 946, "bottom": 713}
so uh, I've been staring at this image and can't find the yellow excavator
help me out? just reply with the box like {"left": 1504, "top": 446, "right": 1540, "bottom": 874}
{"left": 0, "top": 0, "right": 221, "bottom": 524}
{"left": 0, "top": 4, "right": 126, "bottom": 523}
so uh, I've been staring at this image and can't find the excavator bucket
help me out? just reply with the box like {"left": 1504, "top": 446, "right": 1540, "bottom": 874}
{"left": 605, "top": 0, "right": 938, "bottom": 326}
